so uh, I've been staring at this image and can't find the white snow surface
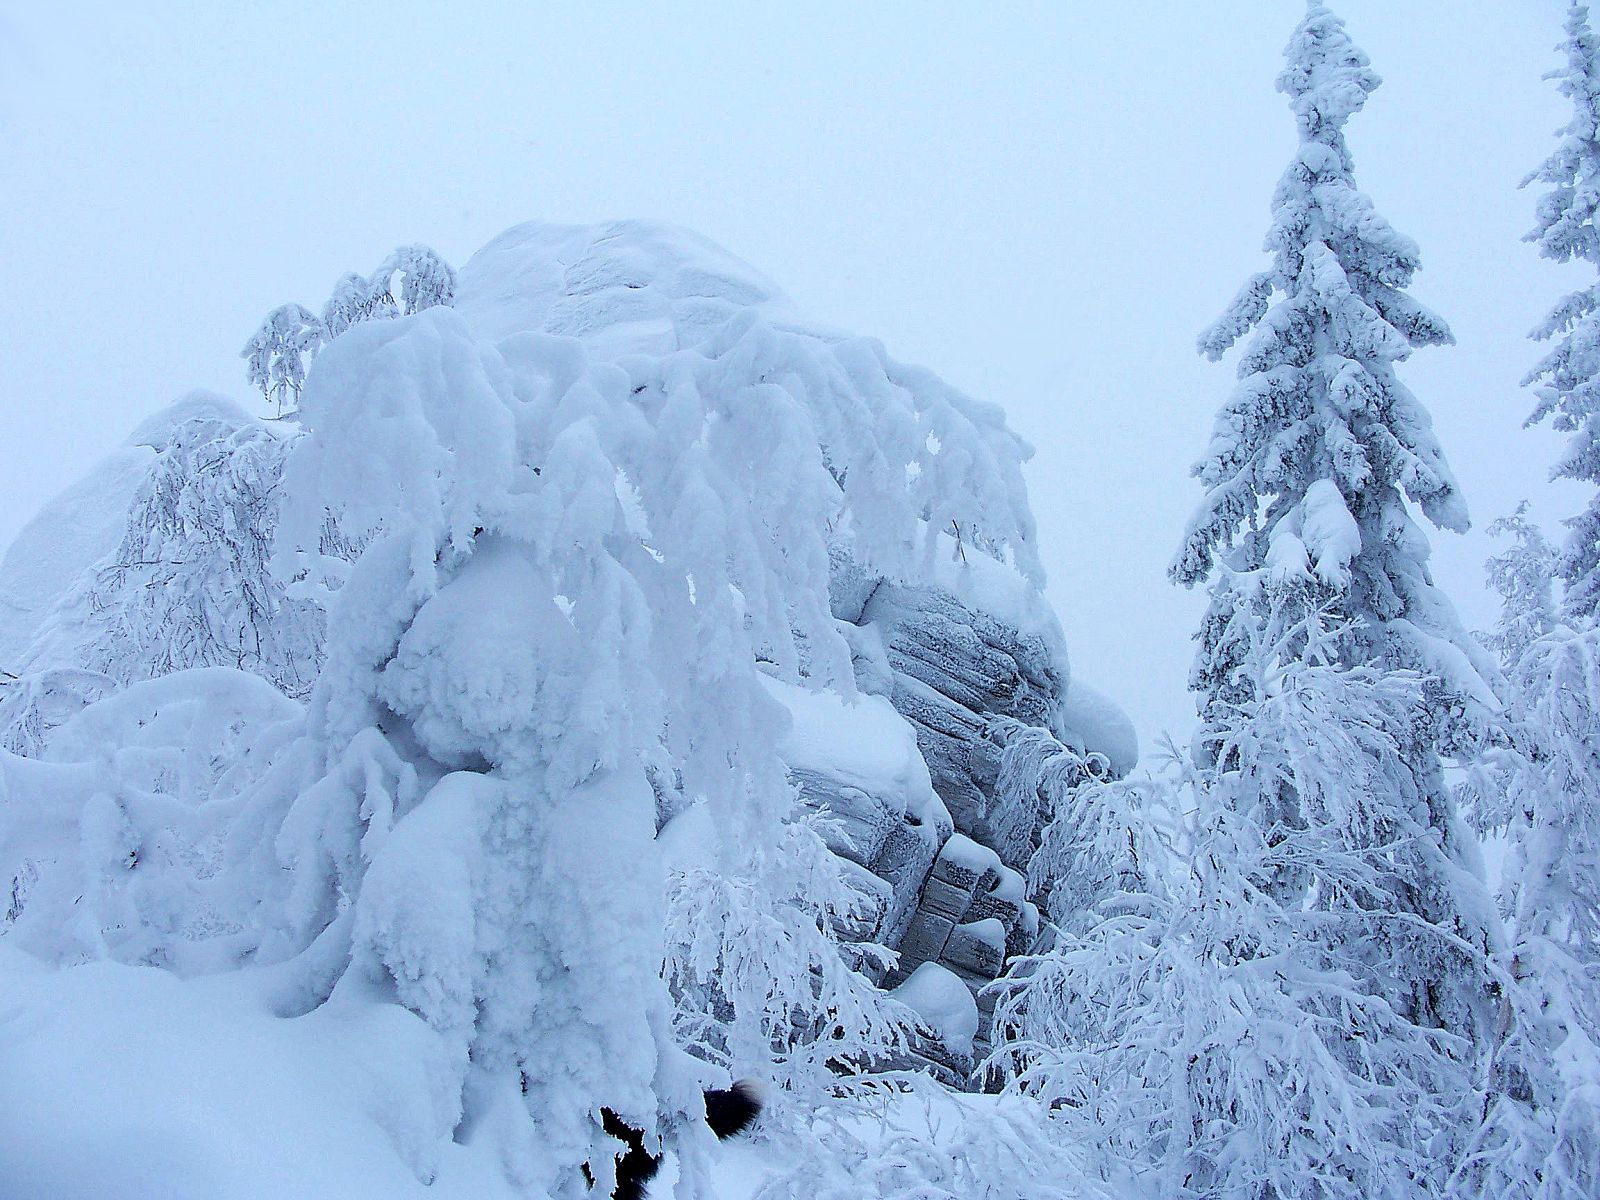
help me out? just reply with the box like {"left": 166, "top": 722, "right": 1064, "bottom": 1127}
{"left": 455, "top": 219, "right": 800, "bottom": 356}
{"left": 0, "top": 945, "right": 1088, "bottom": 1200}
{"left": 759, "top": 672, "right": 948, "bottom": 829}
{"left": 0, "top": 217, "right": 1096, "bottom": 1198}
{"left": 1059, "top": 678, "right": 1139, "bottom": 777}
{"left": 122, "top": 389, "right": 257, "bottom": 451}
{"left": 889, "top": 961, "right": 980, "bottom": 1058}
{"left": 0, "top": 446, "right": 152, "bottom": 669}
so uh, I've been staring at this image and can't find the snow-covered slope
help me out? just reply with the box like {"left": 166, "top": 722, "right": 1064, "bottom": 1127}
{"left": 0, "top": 446, "right": 152, "bottom": 670}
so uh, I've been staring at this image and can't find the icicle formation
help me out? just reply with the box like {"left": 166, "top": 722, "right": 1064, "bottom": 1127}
{"left": 1525, "top": 3, "right": 1600, "bottom": 620}
{"left": 242, "top": 245, "right": 456, "bottom": 412}
{"left": 1173, "top": 2, "right": 1494, "bottom": 750}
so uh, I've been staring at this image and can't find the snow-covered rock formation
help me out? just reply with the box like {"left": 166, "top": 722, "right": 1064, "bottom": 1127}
{"left": 0, "top": 218, "right": 1133, "bottom": 1195}
{"left": 818, "top": 550, "right": 1134, "bottom": 1078}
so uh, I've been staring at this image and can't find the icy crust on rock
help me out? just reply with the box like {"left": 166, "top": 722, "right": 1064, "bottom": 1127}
{"left": 761, "top": 673, "right": 947, "bottom": 832}
{"left": 258, "top": 217, "right": 1053, "bottom": 1186}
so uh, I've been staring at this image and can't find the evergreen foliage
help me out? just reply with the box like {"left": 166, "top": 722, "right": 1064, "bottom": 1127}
{"left": 1453, "top": 517, "right": 1600, "bottom": 1200}
{"left": 1172, "top": 2, "right": 1499, "bottom": 1043}
{"left": 993, "top": 610, "right": 1483, "bottom": 1200}
{"left": 1525, "top": 3, "right": 1600, "bottom": 619}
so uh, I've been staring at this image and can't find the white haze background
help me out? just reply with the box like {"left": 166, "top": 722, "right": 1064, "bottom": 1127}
{"left": 0, "top": 0, "right": 1574, "bottom": 747}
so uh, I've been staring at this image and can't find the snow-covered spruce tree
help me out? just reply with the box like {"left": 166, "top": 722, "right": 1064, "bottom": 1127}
{"left": 245, "top": 263, "right": 1043, "bottom": 1193}
{"left": 1479, "top": 506, "right": 1561, "bottom": 667}
{"left": 1525, "top": 3, "right": 1600, "bottom": 620}
{"left": 1449, "top": 521, "right": 1600, "bottom": 1199}
{"left": 1172, "top": 2, "right": 1500, "bottom": 1043}
{"left": 993, "top": 609, "right": 1476, "bottom": 1200}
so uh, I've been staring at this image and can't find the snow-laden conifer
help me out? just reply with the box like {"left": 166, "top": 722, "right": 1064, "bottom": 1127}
{"left": 1480, "top": 506, "right": 1562, "bottom": 667}
{"left": 241, "top": 228, "right": 1042, "bottom": 1190}
{"left": 2, "top": 219, "right": 1049, "bottom": 1192}
{"left": 1173, "top": 2, "right": 1499, "bottom": 1043}
{"left": 1525, "top": 3, "right": 1600, "bottom": 620}
{"left": 1452, "top": 517, "right": 1600, "bottom": 1199}
{"left": 993, "top": 609, "right": 1478, "bottom": 1200}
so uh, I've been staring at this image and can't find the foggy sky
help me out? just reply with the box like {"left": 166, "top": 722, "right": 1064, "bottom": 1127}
{"left": 0, "top": 1, "right": 1576, "bottom": 748}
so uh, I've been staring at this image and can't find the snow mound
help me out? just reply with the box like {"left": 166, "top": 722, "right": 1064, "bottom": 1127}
{"left": 1060, "top": 679, "right": 1139, "bottom": 776}
{"left": 455, "top": 219, "right": 797, "bottom": 356}
{"left": 890, "top": 961, "right": 980, "bottom": 1058}
{"left": 0, "top": 950, "right": 508, "bottom": 1200}
{"left": 123, "top": 389, "right": 258, "bottom": 452}
{"left": 761, "top": 673, "right": 945, "bottom": 829}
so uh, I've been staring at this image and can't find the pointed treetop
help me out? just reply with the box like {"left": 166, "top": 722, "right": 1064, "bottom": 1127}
{"left": 1175, "top": 0, "right": 1491, "bottom": 746}
{"left": 1277, "top": 4, "right": 1381, "bottom": 149}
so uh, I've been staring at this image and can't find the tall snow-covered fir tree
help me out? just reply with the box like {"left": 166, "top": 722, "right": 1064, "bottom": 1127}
{"left": 1525, "top": 2, "right": 1600, "bottom": 620}
{"left": 1479, "top": 506, "right": 1561, "bottom": 667}
{"left": 1442, "top": 12, "right": 1600, "bottom": 1191}
{"left": 1172, "top": 0, "right": 1499, "bottom": 1059}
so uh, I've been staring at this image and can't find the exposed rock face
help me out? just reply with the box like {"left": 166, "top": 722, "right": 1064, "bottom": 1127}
{"left": 788, "top": 547, "right": 1135, "bottom": 1085}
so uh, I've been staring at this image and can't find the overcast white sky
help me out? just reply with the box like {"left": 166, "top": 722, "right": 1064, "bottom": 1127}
{"left": 0, "top": 0, "right": 1579, "bottom": 749}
